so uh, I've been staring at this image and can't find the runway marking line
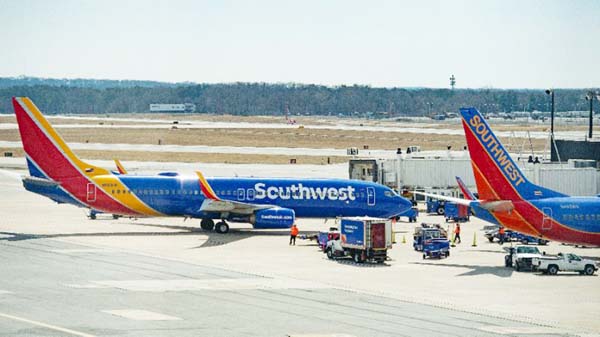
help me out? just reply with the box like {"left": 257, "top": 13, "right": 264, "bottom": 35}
{"left": 0, "top": 312, "right": 95, "bottom": 337}
{"left": 102, "top": 309, "right": 181, "bottom": 321}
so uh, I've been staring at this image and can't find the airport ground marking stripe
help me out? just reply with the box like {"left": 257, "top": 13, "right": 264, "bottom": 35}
{"left": 37, "top": 234, "right": 567, "bottom": 332}
{"left": 0, "top": 312, "right": 96, "bottom": 337}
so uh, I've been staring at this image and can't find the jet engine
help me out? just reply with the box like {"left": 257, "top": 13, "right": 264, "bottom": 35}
{"left": 250, "top": 208, "right": 295, "bottom": 229}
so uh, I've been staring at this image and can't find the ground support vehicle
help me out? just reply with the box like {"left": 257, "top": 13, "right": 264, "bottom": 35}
{"left": 413, "top": 224, "right": 450, "bottom": 259}
{"left": 422, "top": 239, "right": 450, "bottom": 259}
{"left": 88, "top": 209, "right": 120, "bottom": 220}
{"left": 504, "top": 246, "right": 543, "bottom": 271}
{"left": 426, "top": 199, "right": 446, "bottom": 215}
{"left": 444, "top": 202, "right": 470, "bottom": 223}
{"left": 512, "top": 231, "right": 549, "bottom": 245}
{"left": 317, "top": 227, "right": 340, "bottom": 251}
{"left": 486, "top": 227, "right": 549, "bottom": 245}
{"left": 325, "top": 217, "right": 392, "bottom": 263}
{"left": 398, "top": 206, "right": 419, "bottom": 222}
{"left": 533, "top": 253, "right": 598, "bottom": 275}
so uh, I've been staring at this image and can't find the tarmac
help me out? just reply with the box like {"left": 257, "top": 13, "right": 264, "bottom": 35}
{"left": 1, "top": 164, "right": 599, "bottom": 337}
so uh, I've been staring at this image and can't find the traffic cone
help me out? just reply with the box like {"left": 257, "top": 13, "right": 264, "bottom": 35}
{"left": 472, "top": 232, "right": 477, "bottom": 247}
{"left": 402, "top": 235, "right": 406, "bottom": 244}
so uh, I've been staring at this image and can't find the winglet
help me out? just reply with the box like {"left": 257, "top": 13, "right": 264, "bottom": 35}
{"left": 195, "top": 171, "right": 220, "bottom": 200}
{"left": 114, "top": 159, "right": 128, "bottom": 174}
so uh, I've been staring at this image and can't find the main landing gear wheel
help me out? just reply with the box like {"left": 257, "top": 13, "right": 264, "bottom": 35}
{"left": 200, "top": 218, "right": 215, "bottom": 231}
{"left": 215, "top": 221, "right": 229, "bottom": 234}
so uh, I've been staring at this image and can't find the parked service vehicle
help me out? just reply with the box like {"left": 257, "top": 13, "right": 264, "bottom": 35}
{"left": 486, "top": 228, "right": 549, "bottom": 245}
{"left": 512, "top": 231, "right": 549, "bottom": 245}
{"left": 325, "top": 217, "right": 392, "bottom": 263}
{"left": 504, "top": 246, "right": 543, "bottom": 271}
{"left": 426, "top": 199, "right": 446, "bottom": 215}
{"left": 422, "top": 238, "right": 450, "bottom": 259}
{"left": 533, "top": 253, "right": 598, "bottom": 275}
{"left": 413, "top": 224, "right": 450, "bottom": 258}
{"left": 317, "top": 227, "right": 340, "bottom": 251}
{"left": 444, "top": 202, "right": 470, "bottom": 223}
{"left": 398, "top": 206, "right": 419, "bottom": 222}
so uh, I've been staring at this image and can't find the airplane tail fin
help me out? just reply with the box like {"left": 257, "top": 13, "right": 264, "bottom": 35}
{"left": 12, "top": 97, "right": 110, "bottom": 181}
{"left": 455, "top": 176, "right": 476, "bottom": 200}
{"left": 114, "top": 159, "right": 128, "bottom": 174}
{"left": 195, "top": 171, "right": 220, "bottom": 201}
{"left": 460, "top": 107, "right": 566, "bottom": 201}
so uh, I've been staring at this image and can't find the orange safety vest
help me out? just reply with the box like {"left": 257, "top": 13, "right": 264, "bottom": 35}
{"left": 499, "top": 227, "right": 505, "bottom": 235}
{"left": 455, "top": 226, "right": 460, "bottom": 234}
{"left": 291, "top": 226, "right": 299, "bottom": 236}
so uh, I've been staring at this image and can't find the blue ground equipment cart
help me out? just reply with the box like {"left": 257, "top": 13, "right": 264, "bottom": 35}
{"left": 444, "top": 202, "right": 470, "bottom": 223}
{"left": 413, "top": 224, "right": 450, "bottom": 259}
{"left": 398, "top": 206, "right": 419, "bottom": 222}
{"left": 426, "top": 199, "right": 446, "bottom": 215}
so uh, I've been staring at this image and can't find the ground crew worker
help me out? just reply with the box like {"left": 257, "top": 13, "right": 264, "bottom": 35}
{"left": 289, "top": 223, "right": 299, "bottom": 245}
{"left": 498, "top": 226, "right": 506, "bottom": 244}
{"left": 454, "top": 223, "right": 461, "bottom": 244}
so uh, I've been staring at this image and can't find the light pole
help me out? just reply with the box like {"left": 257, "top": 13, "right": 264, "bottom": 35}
{"left": 585, "top": 91, "right": 599, "bottom": 139}
{"left": 545, "top": 89, "right": 554, "bottom": 138}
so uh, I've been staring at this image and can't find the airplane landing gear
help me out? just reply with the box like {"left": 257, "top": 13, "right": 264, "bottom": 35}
{"left": 215, "top": 221, "right": 230, "bottom": 234}
{"left": 200, "top": 218, "right": 215, "bottom": 231}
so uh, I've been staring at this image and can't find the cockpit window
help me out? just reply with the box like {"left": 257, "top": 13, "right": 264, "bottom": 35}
{"left": 384, "top": 191, "right": 392, "bottom": 197}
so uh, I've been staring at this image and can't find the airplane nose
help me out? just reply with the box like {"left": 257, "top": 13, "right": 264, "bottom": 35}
{"left": 399, "top": 196, "right": 413, "bottom": 211}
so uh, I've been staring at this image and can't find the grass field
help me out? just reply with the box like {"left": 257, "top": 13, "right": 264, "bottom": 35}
{"left": 1, "top": 113, "right": 596, "bottom": 164}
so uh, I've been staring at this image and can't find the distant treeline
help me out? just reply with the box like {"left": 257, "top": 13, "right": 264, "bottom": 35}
{"left": 0, "top": 77, "right": 594, "bottom": 116}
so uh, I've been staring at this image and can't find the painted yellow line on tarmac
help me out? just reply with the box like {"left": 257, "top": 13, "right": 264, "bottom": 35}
{"left": 0, "top": 312, "right": 95, "bottom": 337}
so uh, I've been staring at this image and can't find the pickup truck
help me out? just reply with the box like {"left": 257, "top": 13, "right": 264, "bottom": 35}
{"left": 533, "top": 253, "right": 598, "bottom": 275}
{"left": 504, "top": 246, "right": 543, "bottom": 271}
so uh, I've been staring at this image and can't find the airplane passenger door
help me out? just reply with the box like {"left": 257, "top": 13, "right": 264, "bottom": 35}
{"left": 542, "top": 207, "right": 552, "bottom": 230}
{"left": 367, "top": 187, "right": 376, "bottom": 206}
{"left": 237, "top": 188, "right": 245, "bottom": 201}
{"left": 86, "top": 183, "right": 96, "bottom": 202}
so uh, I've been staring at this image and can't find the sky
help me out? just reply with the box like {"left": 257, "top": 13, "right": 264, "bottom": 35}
{"left": 0, "top": 0, "right": 599, "bottom": 89}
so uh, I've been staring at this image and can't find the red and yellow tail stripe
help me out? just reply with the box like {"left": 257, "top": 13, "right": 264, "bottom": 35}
{"left": 115, "top": 159, "right": 128, "bottom": 174}
{"left": 196, "top": 171, "right": 219, "bottom": 200}
{"left": 461, "top": 108, "right": 600, "bottom": 243}
{"left": 13, "top": 97, "right": 161, "bottom": 216}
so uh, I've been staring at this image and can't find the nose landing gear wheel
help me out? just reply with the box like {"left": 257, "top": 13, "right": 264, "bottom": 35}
{"left": 200, "top": 218, "right": 215, "bottom": 231}
{"left": 215, "top": 221, "right": 229, "bottom": 234}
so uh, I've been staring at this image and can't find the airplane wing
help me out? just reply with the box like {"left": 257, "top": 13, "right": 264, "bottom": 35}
{"left": 414, "top": 191, "right": 514, "bottom": 213}
{"left": 414, "top": 191, "right": 473, "bottom": 206}
{"left": 196, "top": 171, "right": 273, "bottom": 215}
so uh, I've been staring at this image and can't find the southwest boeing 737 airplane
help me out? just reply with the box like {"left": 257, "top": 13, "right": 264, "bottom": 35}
{"left": 421, "top": 107, "right": 600, "bottom": 246}
{"left": 13, "top": 97, "right": 412, "bottom": 233}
